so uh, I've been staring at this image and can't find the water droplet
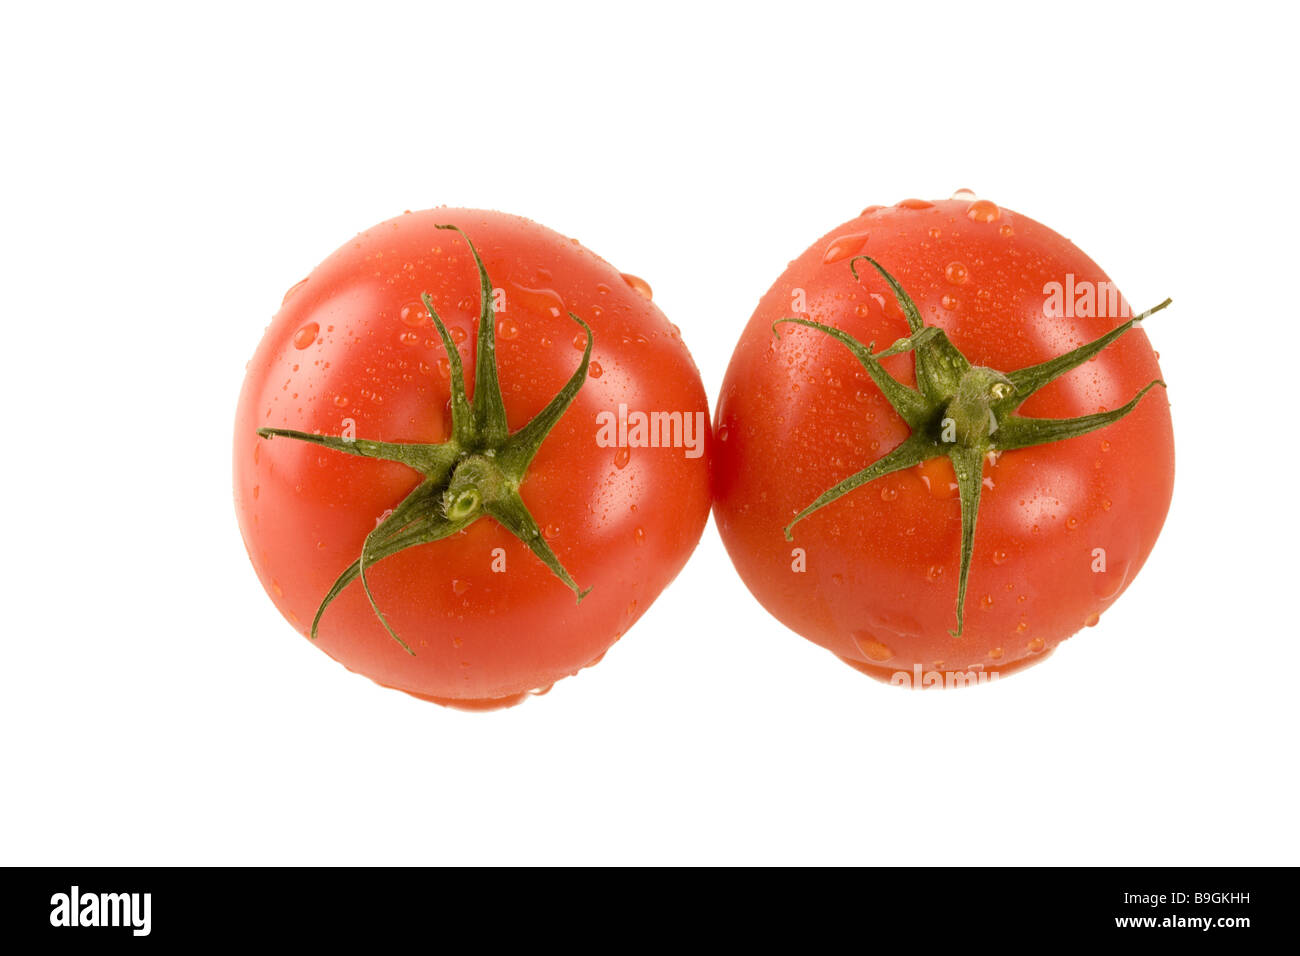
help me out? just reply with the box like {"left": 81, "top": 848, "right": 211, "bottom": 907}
{"left": 633, "top": 527, "right": 646, "bottom": 545}
{"left": 292, "top": 322, "right": 319, "bottom": 349}
{"left": 614, "top": 447, "right": 631, "bottom": 469}
{"left": 717, "top": 424, "right": 730, "bottom": 442}
{"left": 880, "top": 486, "right": 898, "bottom": 502}
{"left": 1066, "top": 517, "right": 1078, "bottom": 530}
{"left": 496, "top": 318, "right": 519, "bottom": 340}
{"left": 450, "top": 326, "right": 467, "bottom": 344}
{"left": 950, "top": 188, "right": 977, "bottom": 201}
{"left": 852, "top": 632, "right": 895, "bottom": 662}
{"left": 940, "top": 294, "right": 961, "bottom": 311}
{"left": 543, "top": 523, "right": 560, "bottom": 540}
{"left": 966, "top": 199, "right": 1001, "bottom": 223}
{"left": 1027, "top": 637, "right": 1045, "bottom": 653}
{"left": 282, "top": 277, "right": 309, "bottom": 305}
{"left": 916, "top": 457, "right": 959, "bottom": 499}
{"left": 860, "top": 204, "right": 883, "bottom": 216}
{"left": 822, "top": 231, "right": 870, "bottom": 264}
{"left": 400, "top": 302, "right": 429, "bottom": 327}
{"left": 944, "top": 261, "right": 969, "bottom": 285}
{"left": 252, "top": 485, "right": 260, "bottom": 500}
{"left": 926, "top": 565, "right": 943, "bottom": 582}
{"left": 452, "top": 579, "right": 471, "bottom": 596}
{"left": 588, "top": 361, "right": 603, "bottom": 378}
{"left": 333, "top": 394, "right": 348, "bottom": 408}
{"left": 271, "top": 580, "right": 283, "bottom": 598}
{"left": 572, "top": 332, "right": 589, "bottom": 351}
{"left": 992, "top": 549, "right": 1009, "bottom": 566}
{"left": 1101, "top": 499, "right": 1113, "bottom": 511}
{"left": 621, "top": 273, "right": 653, "bottom": 299}
{"left": 998, "top": 223, "right": 1014, "bottom": 237}
{"left": 980, "top": 594, "right": 995, "bottom": 609}
{"left": 897, "top": 198, "right": 934, "bottom": 210}
{"left": 988, "top": 646, "right": 1004, "bottom": 660}
{"left": 1084, "top": 612, "right": 1100, "bottom": 627}
{"left": 398, "top": 329, "right": 420, "bottom": 346}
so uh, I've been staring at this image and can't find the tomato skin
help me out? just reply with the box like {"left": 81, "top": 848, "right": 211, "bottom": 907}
{"left": 713, "top": 199, "right": 1174, "bottom": 682}
{"left": 234, "top": 209, "right": 711, "bottom": 705}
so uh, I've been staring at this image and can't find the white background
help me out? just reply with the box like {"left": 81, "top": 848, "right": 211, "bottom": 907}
{"left": 3, "top": 1, "right": 1296, "bottom": 865}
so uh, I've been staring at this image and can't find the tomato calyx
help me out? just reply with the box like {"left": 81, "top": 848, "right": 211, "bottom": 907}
{"left": 774, "top": 254, "right": 1171, "bottom": 638}
{"left": 257, "top": 224, "right": 593, "bottom": 655}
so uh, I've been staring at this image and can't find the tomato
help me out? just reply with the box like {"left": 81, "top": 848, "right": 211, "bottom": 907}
{"left": 234, "top": 209, "right": 711, "bottom": 708}
{"left": 713, "top": 196, "right": 1174, "bottom": 686}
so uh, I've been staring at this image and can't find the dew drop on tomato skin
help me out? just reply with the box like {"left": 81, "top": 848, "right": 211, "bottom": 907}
{"left": 282, "top": 277, "right": 309, "bottom": 305}
{"left": 588, "top": 361, "right": 603, "bottom": 378}
{"left": 822, "top": 232, "right": 870, "bottom": 264}
{"left": 897, "top": 198, "right": 935, "bottom": 210}
{"left": 292, "top": 322, "right": 319, "bottom": 349}
{"left": 620, "top": 273, "right": 653, "bottom": 300}
{"left": 966, "top": 199, "right": 1001, "bottom": 223}
{"left": 916, "top": 457, "right": 959, "bottom": 499}
{"left": 1092, "top": 558, "right": 1131, "bottom": 601}
{"left": 950, "top": 188, "right": 978, "bottom": 201}
{"left": 399, "top": 301, "right": 429, "bottom": 327}
{"left": 613, "top": 446, "right": 631, "bottom": 469}
{"left": 944, "top": 261, "right": 970, "bottom": 285}
{"left": 852, "top": 632, "right": 895, "bottom": 662}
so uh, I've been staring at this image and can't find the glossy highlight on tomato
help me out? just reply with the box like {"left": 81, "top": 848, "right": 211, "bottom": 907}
{"left": 713, "top": 195, "right": 1174, "bottom": 686}
{"left": 234, "top": 209, "right": 711, "bottom": 708}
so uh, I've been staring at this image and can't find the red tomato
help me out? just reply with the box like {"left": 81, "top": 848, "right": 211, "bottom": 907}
{"left": 713, "top": 197, "right": 1174, "bottom": 686}
{"left": 234, "top": 209, "right": 711, "bottom": 708}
